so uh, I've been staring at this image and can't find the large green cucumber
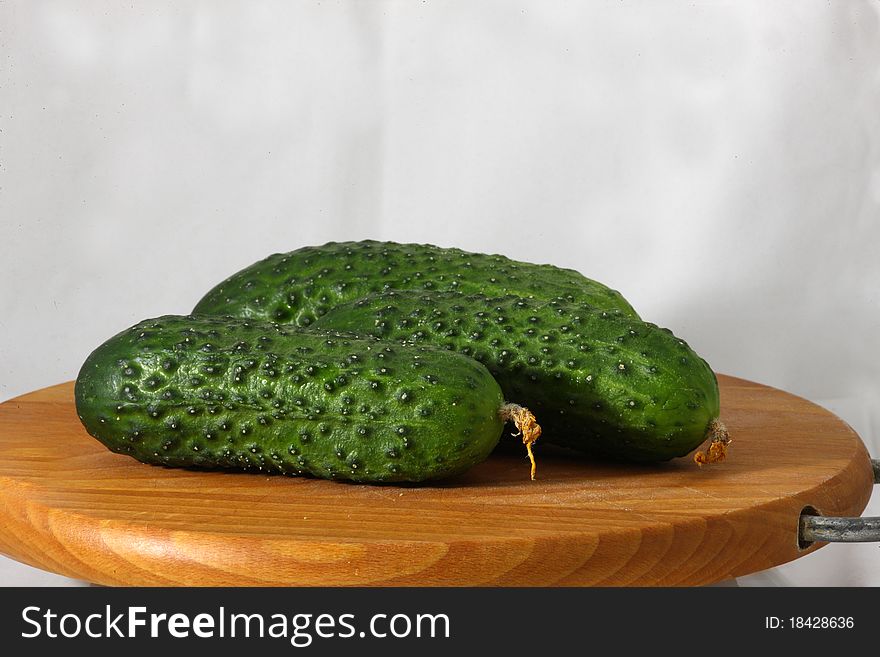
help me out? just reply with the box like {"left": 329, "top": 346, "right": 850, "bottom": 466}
{"left": 74, "top": 314, "right": 512, "bottom": 483}
{"left": 311, "top": 291, "right": 723, "bottom": 462}
{"left": 191, "top": 240, "right": 639, "bottom": 325}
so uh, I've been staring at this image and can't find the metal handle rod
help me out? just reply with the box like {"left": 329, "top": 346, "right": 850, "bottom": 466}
{"left": 800, "top": 515, "right": 880, "bottom": 543}
{"left": 797, "top": 459, "right": 880, "bottom": 544}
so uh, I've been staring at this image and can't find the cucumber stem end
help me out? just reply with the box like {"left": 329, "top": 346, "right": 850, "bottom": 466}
{"left": 499, "top": 403, "right": 541, "bottom": 480}
{"left": 694, "top": 419, "right": 731, "bottom": 465}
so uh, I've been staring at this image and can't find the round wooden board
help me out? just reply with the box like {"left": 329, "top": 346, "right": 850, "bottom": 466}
{"left": 0, "top": 375, "right": 873, "bottom": 586}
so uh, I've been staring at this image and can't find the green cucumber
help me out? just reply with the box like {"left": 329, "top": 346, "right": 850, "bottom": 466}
{"left": 75, "top": 314, "right": 529, "bottom": 483}
{"left": 191, "top": 240, "right": 639, "bottom": 325}
{"left": 311, "top": 291, "right": 726, "bottom": 462}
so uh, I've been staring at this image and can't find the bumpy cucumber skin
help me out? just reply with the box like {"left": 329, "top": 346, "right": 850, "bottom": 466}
{"left": 75, "top": 315, "right": 505, "bottom": 483}
{"left": 191, "top": 240, "right": 639, "bottom": 325}
{"left": 312, "top": 292, "right": 720, "bottom": 462}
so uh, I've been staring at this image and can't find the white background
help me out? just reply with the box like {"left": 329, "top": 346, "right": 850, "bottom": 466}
{"left": 1, "top": 1, "right": 878, "bottom": 586}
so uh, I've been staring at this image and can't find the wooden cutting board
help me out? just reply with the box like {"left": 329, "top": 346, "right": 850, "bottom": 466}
{"left": 0, "top": 375, "right": 873, "bottom": 586}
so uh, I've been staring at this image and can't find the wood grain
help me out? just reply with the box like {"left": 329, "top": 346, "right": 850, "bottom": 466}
{"left": 0, "top": 375, "right": 873, "bottom": 586}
